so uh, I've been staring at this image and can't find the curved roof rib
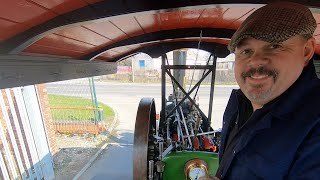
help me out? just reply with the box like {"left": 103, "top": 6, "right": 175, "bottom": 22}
{"left": 82, "top": 28, "right": 235, "bottom": 60}
{"left": 111, "top": 41, "right": 230, "bottom": 62}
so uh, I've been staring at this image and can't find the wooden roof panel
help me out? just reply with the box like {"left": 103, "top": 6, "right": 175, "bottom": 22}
{"left": 197, "top": 8, "right": 229, "bottom": 28}
{"left": 24, "top": 43, "right": 86, "bottom": 58}
{"left": 227, "top": 8, "right": 255, "bottom": 29}
{"left": 0, "top": 0, "right": 57, "bottom": 41}
{"left": 0, "top": 0, "right": 104, "bottom": 42}
{"left": 27, "top": 7, "right": 249, "bottom": 59}
{"left": 135, "top": 14, "right": 161, "bottom": 33}
{"left": 84, "top": 21, "right": 128, "bottom": 42}
{"left": 178, "top": 9, "right": 203, "bottom": 28}
{"left": 0, "top": 0, "right": 50, "bottom": 22}
{"left": 222, "top": 7, "right": 256, "bottom": 22}
{"left": 54, "top": 26, "right": 111, "bottom": 46}
{"left": 2, "top": 2, "right": 320, "bottom": 61}
{"left": 29, "top": 0, "right": 88, "bottom": 15}
{"left": 25, "top": 34, "right": 95, "bottom": 55}
{"left": 0, "top": 19, "right": 19, "bottom": 41}
{"left": 213, "top": 7, "right": 255, "bottom": 29}
{"left": 110, "top": 16, "right": 145, "bottom": 37}
{"left": 159, "top": 11, "right": 181, "bottom": 30}
{"left": 19, "top": 7, "right": 260, "bottom": 59}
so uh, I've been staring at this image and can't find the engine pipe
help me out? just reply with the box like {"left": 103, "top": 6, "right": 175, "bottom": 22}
{"left": 179, "top": 106, "right": 192, "bottom": 146}
{"left": 183, "top": 130, "right": 218, "bottom": 138}
{"left": 175, "top": 112, "right": 185, "bottom": 146}
{"left": 159, "top": 142, "right": 164, "bottom": 160}
{"left": 148, "top": 160, "right": 154, "bottom": 180}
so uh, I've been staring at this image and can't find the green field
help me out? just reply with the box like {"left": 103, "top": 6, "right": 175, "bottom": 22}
{"left": 48, "top": 94, "right": 114, "bottom": 123}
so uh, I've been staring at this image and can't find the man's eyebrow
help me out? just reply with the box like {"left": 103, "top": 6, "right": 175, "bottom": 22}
{"left": 236, "top": 39, "right": 251, "bottom": 50}
{"left": 263, "top": 42, "right": 284, "bottom": 49}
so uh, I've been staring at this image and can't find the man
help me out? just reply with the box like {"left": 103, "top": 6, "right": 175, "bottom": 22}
{"left": 202, "top": 1, "right": 320, "bottom": 179}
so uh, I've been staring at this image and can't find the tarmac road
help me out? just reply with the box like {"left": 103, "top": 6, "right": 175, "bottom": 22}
{"left": 46, "top": 82, "right": 237, "bottom": 179}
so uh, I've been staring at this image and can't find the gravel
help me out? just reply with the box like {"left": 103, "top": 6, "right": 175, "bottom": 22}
{"left": 53, "top": 133, "right": 110, "bottom": 180}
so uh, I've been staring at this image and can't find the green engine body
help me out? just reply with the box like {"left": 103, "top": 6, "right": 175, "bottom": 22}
{"left": 162, "top": 151, "right": 219, "bottom": 180}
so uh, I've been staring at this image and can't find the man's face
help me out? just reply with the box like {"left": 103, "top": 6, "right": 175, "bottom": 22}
{"left": 234, "top": 35, "right": 314, "bottom": 109}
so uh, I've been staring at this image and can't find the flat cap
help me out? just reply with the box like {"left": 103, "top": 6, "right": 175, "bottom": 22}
{"left": 228, "top": 2, "right": 317, "bottom": 52}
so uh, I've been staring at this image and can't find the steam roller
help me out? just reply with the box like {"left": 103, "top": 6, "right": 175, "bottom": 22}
{"left": 134, "top": 50, "right": 222, "bottom": 180}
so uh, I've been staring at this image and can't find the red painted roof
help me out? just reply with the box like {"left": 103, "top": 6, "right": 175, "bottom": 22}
{"left": 1, "top": 1, "right": 320, "bottom": 61}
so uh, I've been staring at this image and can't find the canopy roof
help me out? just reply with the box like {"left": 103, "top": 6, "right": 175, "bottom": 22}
{"left": 1, "top": 0, "right": 320, "bottom": 88}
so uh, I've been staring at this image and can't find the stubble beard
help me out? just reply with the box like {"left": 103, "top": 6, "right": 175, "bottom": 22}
{"left": 244, "top": 83, "right": 274, "bottom": 103}
{"left": 240, "top": 66, "right": 278, "bottom": 104}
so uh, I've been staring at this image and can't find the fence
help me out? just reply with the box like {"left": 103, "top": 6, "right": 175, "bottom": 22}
{"left": 0, "top": 86, "right": 54, "bottom": 180}
{"left": 46, "top": 77, "right": 106, "bottom": 134}
{"left": 97, "top": 61, "right": 236, "bottom": 84}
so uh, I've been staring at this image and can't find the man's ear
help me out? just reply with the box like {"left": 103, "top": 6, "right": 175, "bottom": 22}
{"left": 303, "top": 37, "right": 316, "bottom": 66}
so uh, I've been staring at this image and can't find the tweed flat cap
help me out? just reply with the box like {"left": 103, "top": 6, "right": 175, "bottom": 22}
{"left": 228, "top": 2, "right": 317, "bottom": 52}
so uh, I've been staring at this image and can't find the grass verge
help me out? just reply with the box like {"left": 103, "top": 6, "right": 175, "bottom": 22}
{"left": 48, "top": 94, "right": 114, "bottom": 123}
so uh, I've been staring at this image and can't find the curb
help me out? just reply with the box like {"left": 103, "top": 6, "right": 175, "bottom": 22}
{"left": 73, "top": 108, "right": 119, "bottom": 180}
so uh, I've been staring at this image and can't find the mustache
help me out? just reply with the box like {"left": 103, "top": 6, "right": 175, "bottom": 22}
{"left": 241, "top": 66, "right": 278, "bottom": 80}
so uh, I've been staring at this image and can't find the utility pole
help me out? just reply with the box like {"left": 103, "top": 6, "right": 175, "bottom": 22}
{"left": 173, "top": 50, "right": 187, "bottom": 101}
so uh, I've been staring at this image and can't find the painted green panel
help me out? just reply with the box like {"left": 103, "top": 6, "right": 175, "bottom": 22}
{"left": 162, "top": 151, "right": 219, "bottom": 180}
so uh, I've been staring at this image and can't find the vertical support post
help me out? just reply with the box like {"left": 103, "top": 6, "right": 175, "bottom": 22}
{"left": 89, "top": 78, "right": 95, "bottom": 124}
{"left": 207, "top": 55, "right": 217, "bottom": 131}
{"left": 172, "top": 50, "right": 187, "bottom": 92}
{"left": 89, "top": 77, "right": 100, "bottom": 123}
{"left": 91, "top": 77, "right": 99, "bottom": 109}
{"left": 161, "top": 55, "right": 166, "bottom": 123}
{"left": 22, "top": 85, "right": 54, "bottom": 180}
{"left": 14, "top": 88, "right": 42, "bottom": 180}
{"left": 92, "top": 77, "right": 100, "bottom": 122}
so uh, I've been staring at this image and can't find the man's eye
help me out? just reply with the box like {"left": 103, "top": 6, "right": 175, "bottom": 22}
{"left": 241, "top": 49, "right": 252, "bottom": 55}
{"left": 270, "top": 44, "right": 282, "bottom": 49}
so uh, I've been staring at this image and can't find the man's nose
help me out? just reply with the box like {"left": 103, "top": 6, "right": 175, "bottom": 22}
{"left": 247, "top": 52, "right": 269, "bottom": 68}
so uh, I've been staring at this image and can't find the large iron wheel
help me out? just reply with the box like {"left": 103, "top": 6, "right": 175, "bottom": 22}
{"left": 133, "top": 98, "right": 157, "bottom": 180}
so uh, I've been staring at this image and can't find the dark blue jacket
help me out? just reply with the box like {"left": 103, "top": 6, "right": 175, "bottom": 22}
{"left": 219, "top": 62, "right": 320, "bottom": 179}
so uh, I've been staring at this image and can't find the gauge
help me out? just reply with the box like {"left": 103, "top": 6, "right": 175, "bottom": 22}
{"left": 188, "top": 167, "right": 206, "bottom": 180}
{"left": 184, "top": 159, "right": 208, "bottom": 180}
